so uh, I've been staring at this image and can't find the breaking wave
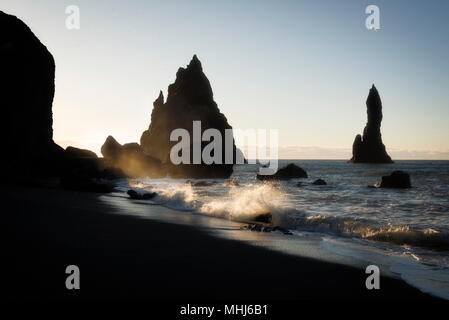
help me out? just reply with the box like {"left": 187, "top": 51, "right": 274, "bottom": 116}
{"left": 198, "top": 183, "right": 287, "bottom": 223}
{"left": 128, "top": 179, "right": 449, "bottom": 250}
{"left": 285, "top": 213, "right": 449, "bottom": 250}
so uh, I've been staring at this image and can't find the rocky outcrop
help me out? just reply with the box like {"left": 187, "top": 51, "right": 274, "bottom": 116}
{"left": 65, "top": 146, "right": 98, "bottom": 159}
{"left": 127, "top": 189, "right": 157, "bottom": 200}
{"left": 375, "top": 171, "right": 411, "bottom": 189}
{"left": 0, "top": 11, "right": 64, "bottom": 177}
{"left": 101, "top": 136, "right": 163, "bottom": 178}
{"left": 350, "top": 85, "right": 393, "bottom": 163}
{"left": 313, "top": 179, "right": 327, "bottom": 185}
{"left": 257, "top": 163, "right": 308, "bottom": 181}
{"left": 140, "top": 55, "right": 236, "bottom": 178}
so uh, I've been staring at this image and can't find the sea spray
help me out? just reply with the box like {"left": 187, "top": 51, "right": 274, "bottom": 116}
{"left": 199, "top": 183, "right": 288, "bottom": 222}
{"left": 153, "top": 184, "right": 197, "bottom": 211}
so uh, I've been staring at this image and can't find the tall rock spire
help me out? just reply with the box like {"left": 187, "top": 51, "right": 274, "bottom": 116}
{"left": 140, "top": 55, "right": 235, "bottom": 178}
{"left": 350, "top": 85, "right": 393, "bottom": 163}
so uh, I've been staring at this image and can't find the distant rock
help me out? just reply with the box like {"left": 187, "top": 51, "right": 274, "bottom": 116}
{"left": 375, "top": 170, "right": 411, "bottom": 189}
{"left": 350, "top": 85, "right": 393, "bottom": 163}
{"left": 101, "top": 136, "right": 163, "bottom": 178}
{"left": 257, "top": 163, "right": 307, "bottom": 181}
{"left": 127, "top": 189, "right": 157, "bottom": 200}
{"left": 0, "top": 11, "right": 64, "bottom": 177}
{"left": 65, "top": 146, "right": 98, "bottom": 159}
{"left": 140, "top": 55, "right": 237, "bottom": 178}
{"left": 313, "top": 179, "right": 327, "bottom": 185}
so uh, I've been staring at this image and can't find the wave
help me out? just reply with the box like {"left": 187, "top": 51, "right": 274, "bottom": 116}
{"left": 124, "top": 178, "right": 449, "bottom": 250}
{"left": 284, "top": 213, "right": 449, "bottom": 250}
{"left": 199, "top": 183, "right": 287, "bottom": 223}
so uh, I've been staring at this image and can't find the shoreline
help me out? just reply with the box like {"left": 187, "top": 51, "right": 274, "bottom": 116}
{"left": 2, "top": 184, "right": 437, "bottom": 300}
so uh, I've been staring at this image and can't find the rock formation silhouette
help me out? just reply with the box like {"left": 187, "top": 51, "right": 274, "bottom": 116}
{"left": 101, "top": 136, "right": 163, "bottom": 178}
{"left": 350, "top": 85, "right": 393, "bottom": 163}
{"left": 375, "top": 171, "right": 411, "bottom": 189}
{"left": 0, "top": 11, "right": 127, "bottom": 188}
{"left": 0, "top": 11, "right": 64, "bottom": 177}
{"left": 140, "top": 55, "right": 236, "bottom": 178}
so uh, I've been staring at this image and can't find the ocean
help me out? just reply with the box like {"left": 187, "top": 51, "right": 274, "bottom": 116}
{"left": 101, "top": 160, "right": 449, "bottom": 299}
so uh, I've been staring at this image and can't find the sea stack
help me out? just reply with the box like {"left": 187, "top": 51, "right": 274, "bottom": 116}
{"left": 140, "top": 55, "right": 236, "bottom": 178}
{"left": 0, "top": 11, "right": 64, "bottom": 177}
{"left": 350, "top": 85, "right": 393, "bottom": 163}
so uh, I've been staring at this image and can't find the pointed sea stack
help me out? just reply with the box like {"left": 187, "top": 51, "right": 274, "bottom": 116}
{"left": 140, "top": 55, "right": 236, "bottom": 178}
{"left": 349, "top": 85, "right": 393, "bottom": 163}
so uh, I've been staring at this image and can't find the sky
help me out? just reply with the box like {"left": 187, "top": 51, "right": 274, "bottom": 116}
{"left": 2, "top": 0, "right": 449, "bottom": 159}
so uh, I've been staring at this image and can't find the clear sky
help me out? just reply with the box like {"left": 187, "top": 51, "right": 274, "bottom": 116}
{"left": 2, "top": 0, "right": 449, "bottom": 159}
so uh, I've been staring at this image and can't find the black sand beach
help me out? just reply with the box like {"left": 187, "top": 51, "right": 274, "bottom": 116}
{"left": 2, "top": 184, "right": 436, "bottom": 301}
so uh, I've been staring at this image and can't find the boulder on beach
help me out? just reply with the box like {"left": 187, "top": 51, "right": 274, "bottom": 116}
{"left": 375, "top": 170, "right": 411, "bottom": 189}
{"left": 257, "top": 163, "right": 308, "bottom": 181}
{"left": 0, "top": 11, "right": 65, "bottom": 177}
{"left": 101, "top": 136, "right": 163, "bottom": 178}
{"left": 349, "top": 85, "right": 393, "bottom": 163}
{"left": 127, "top": 189, "right": 157, "bottom": 200}
{"left": 140, "top": 55, "right": 238, "bottom": 178}
{"left": 313, "top": 179, "right": 327, "bottom": 185}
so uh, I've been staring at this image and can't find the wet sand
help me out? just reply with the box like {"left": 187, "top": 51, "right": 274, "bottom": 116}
{"left": 2, "top": 184, "right": 437, "bottom": 301}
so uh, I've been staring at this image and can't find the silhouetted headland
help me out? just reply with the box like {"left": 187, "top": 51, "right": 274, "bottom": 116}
{"left": 350, "top": 85, "right": 393, "bottom": 163}
{"left": 0, "top": 11, "right": 64, "bottom": 178}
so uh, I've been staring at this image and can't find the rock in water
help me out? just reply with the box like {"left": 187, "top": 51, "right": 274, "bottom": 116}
{"left": 350, "top": 85, "right": 393, "bottom": 163}
{"left": 127, "top": 189, "right": 157, "bottom": 200}
{"left": 140, "top": 55, "right": 236, "bottom": 178}
{"left": 313, "top": 179, "right": 327, "bottom": 185}
{"left": 101, "top": 136, "right": 163, "bottom": 178}
{"left": 0, "top": 11, "right": 64, "bottom": 177}
{"left": 375, "top": 171, "right": 411, "bottom": 189}
{"left": 257, "top": 163, "right": 307, "bottom": 181}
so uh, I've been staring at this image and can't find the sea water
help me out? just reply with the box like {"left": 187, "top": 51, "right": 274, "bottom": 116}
{"left": 101, "top": 160, "right": 449, "bottom": 299}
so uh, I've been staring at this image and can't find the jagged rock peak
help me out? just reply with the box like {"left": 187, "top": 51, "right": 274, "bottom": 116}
{"left": 168, "top": 55, "right": 213, "bottom": 104}
{"left": 154, "top": 90, "right": 164, "bottom": 108}
{"left": 187, "top": 54, "right": 202, "bottom": 71}
{"left": 140, "top": 55, "right": 235, "bottom": 178}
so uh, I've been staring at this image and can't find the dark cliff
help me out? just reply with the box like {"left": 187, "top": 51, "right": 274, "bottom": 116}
{"left": 0, "top": 11, "right": 63, "bottom": 177}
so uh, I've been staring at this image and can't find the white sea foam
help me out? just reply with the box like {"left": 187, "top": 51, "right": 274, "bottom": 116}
{"left": 198, "top": 183, "right": 286, "bottom": 222}
{"left": 111, "top": 160, "right": 449, "bottom": 300}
